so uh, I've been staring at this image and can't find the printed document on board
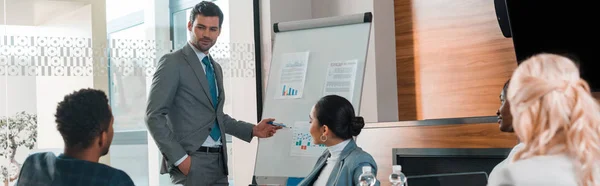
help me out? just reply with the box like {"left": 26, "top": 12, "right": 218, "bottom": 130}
{"left": 323, "top": 59, "right": 358, "bottom": 101}
{"left": 275, "top": 51, "right": 310, "bottom": 99}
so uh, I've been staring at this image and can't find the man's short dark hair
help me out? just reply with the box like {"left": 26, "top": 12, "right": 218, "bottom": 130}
{"left": 55, "top": 88, "right": 112, "bottom": 149}
{"left": 189, "top": 1, "right": 224, "bottom": 27}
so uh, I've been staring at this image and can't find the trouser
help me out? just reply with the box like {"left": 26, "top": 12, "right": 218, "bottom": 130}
{"left": 170, "top": 150, "right": 228, "bottom": 186}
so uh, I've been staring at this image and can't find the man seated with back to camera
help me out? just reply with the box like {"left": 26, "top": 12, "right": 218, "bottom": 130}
{"left": 15, "top": 89, "right": 135, "bottom": 186}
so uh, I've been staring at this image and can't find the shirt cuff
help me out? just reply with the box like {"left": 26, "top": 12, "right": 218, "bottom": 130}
{"left": 174, "top": 154, "right": 188, "bottom": 166}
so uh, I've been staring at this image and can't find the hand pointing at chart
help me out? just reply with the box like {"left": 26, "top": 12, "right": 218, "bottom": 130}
{"left": 253, "top": 118, "right": 283, "bottom": 138}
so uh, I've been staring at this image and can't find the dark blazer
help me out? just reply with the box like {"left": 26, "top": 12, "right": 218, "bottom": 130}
{"left": 298, "top": 139, "right": 380, "bottom": 186}
{"left": 16, "top": 152, "right": 134, "bottom": 186}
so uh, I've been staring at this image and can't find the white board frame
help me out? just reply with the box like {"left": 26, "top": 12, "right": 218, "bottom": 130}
{"left": 253, "top": 12, "right": 373, "bottom": 185}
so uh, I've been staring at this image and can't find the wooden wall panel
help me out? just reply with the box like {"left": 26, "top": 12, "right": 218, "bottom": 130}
{"left": 357, "top": 122, "right": 518, "bottom": 182}
{"left": 395, "top": 0, "right": 418, "bottom": 121}
{"left": 388, "top": 0, "right": 599, "bottom": 183}
{"left": 414, "top": 0, "right": 517, "bottom": 119}
{"left": 395, "top": 0, "right": 518, "bottom": 119}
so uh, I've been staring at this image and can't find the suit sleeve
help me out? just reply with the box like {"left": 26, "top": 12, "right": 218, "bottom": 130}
{"left": 145, "top": 54, "right": 187, "bottom": 166}
{"left": 222, "top": 114, "right": 255, "bottom": 142}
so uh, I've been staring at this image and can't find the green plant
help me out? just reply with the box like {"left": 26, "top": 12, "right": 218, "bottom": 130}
{"left": 0, "top": 112, "right": 37, "bottom": 186}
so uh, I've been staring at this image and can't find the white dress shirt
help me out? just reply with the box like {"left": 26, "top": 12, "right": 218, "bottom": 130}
{"left": 174, "top": 42, "right": 222, "bottom": 166}
{"left": 313, "top": 140, "right": 351, "bottom": 186}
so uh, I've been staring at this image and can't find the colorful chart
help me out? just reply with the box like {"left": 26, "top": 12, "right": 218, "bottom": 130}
{"left": 293, "top": 131, "right": 326, "bottom": 150}
{"left": 290, "top": 121, "right": 326, "bottom": 157}
{"left": 282, "top": 85, "right": 299, "bottom": 96}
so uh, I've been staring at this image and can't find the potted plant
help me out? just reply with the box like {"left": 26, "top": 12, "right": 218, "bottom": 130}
{"left": 0, "top": 112, "right": 37, "bottom": 186}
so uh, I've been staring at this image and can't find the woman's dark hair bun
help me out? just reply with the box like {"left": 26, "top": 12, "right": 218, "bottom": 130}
{"left": 314, "top": 95, "right": 362, "bottom": 140}
{"left": 350, "top": 116, "right": 365, "bottom": 136}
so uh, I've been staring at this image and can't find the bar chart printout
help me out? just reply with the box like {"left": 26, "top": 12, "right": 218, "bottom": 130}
{"left": 290, "top": 121, "right": 326, "bottom": 157}
{"left": 276, "top": 51, "right": 309, "bottom": 99}
{"left": 281, "top": 85, "right": 299, "bottom": 96}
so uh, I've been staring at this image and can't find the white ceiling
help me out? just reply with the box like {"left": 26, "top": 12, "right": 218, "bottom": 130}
{"left": 0, "top": 0, "right": 90, "bottom": 26}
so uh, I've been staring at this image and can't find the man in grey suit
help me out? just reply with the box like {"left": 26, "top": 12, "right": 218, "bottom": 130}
{"left": 145, "top": 2, "right": 281, "bottom": 185}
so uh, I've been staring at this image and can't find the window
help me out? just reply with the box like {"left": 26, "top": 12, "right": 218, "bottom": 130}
{"left": 1, "top": 1, "right": 97, "bottom": 185}
{"left": 1, "top": 0, "right": 258, "bottom": 185}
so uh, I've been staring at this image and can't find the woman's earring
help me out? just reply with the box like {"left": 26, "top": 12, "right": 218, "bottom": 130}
{"left": 320, "top": 135, "right": 328, "bottom": 142}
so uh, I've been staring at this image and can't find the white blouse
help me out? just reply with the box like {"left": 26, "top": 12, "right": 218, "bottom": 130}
{"left": 313, "top": 140, "right": 351, "bottom": 186}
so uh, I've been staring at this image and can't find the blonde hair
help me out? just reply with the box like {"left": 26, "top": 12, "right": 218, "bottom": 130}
{"left": 507, "top": 53, "right": 600, "bottom": 186}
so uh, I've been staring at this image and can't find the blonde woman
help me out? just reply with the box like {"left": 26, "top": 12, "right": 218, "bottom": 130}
{"left": 487, "top": 53, "right": 600, "bottom": 186}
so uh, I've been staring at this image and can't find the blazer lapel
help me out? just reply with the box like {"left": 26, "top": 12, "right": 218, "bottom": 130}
{"left": 302, "top": 151, "right": 329, "bottom": 185}
{"left": 338, "top": 140, "right": 358, "bottom": 161}
{"left": 326, "top": 140, "right": 358, "bottom": 185}
{"left": 182, "top": 44, "right": 216, "bottom": 109}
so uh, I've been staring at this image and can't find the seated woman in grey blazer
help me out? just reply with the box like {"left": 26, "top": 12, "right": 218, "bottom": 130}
{"left": 298, "top": 95, "right": 379, "bottom": 186}
{"left": 487, "top": 53, "right": 600, "bottom": 186}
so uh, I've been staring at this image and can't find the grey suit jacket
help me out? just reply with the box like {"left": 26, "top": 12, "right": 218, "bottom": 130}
{"left": 298, "top": 140, "right": 380, "bottom": 186}
{"left": 145, "top": 44, "right": 255, "bottom": 175}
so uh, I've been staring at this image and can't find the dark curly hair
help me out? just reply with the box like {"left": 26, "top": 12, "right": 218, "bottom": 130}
{"left": 189, "top": 1, "right": 224, "bottom": 27}
{"left": 55, "top": 88, "right": 112, "bottom": 149}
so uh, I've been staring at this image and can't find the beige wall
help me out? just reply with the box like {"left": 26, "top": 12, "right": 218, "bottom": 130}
{"left": 91, "top": 0, "right": 110, "bottom": 166}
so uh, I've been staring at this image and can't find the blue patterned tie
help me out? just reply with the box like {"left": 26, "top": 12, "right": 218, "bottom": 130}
{"left": 202, "top": 56, "right": 221, "bottom": 141}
